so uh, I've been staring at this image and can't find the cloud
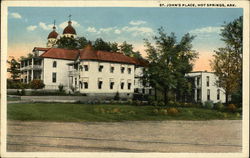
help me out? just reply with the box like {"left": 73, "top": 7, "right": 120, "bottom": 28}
{"left": 26, "top": 25, "right": 37, "bottom": 31}
{"left": 87, "top": 27, "right": 97, "bottom": 33}
{"left": 39, "top": 22, "right": 54, "bottom": 30}
{"left": 189, "top": 26, "right": 222, "bottom": 34}
{"left": 10, "top": 12, "right": 22, "bottom": 19}
{"left": 121, "top": 26, "right": 154, "bottom": 37}
{"left": 59, "top": 20, "right": 80, "bottom": 29}
{"left": 129, "top": 20, "right": 147, "bottom": 25}
{"left": 86, "top": 25, "right": 154, "bottom": 37}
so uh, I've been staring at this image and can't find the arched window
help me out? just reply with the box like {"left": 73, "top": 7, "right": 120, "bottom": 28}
{"left": 53, "top": 61, "right": 57, "bottom": 68}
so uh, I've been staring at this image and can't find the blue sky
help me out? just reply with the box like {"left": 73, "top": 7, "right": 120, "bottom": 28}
{"left": 8, "top": 7, "right": 242, "bottom": 70}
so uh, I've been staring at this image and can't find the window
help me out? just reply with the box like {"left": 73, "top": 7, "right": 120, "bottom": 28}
{"left": 98, "top": 81, "right": 103, "bottom": 89}
{"left": 84, "top": 65, "right": 89, "bottom": 71}
{"left": 110, "top": 82, "right": 114, "bottom": 89}
{"left": 79, "top": 65, "right": 83, "bottom": 71}
{"left": 206, "top": 76, "right": 210, "bottom": 87}
{"left": 52, "top": 72, "right": 56, "bottom": 83}
{"left": 128, "top": 68, "right": 132, "bottom": 74}
{"left": 207, "top": 89, "right": 210, "bottom": 100}
{"left": 53, "top": 61, "right": 57, "bottom": 68}
{"left": 84, "top": 82, "right": 88, "bottom": 89}
{"left": 110, "top": 66, "right": 114, "bottom": 73}
{"left": 99, "top": 65, "right": 104, "bottom": 72}
{"left": 217, "top": 89, "right": 220, "bottom": 100}
{"left": 121, "top": 82, "right": 124, "bottom": 89}
{"left": 121, "top": 67, "right": 125, "bottom": 73}
{"left": 197, "top": 77, "right": 200, "bottom": 87}
{"left": 142, "top": 88, "right": 145, "bottom": 94}
{"left": 128, "top": 83, "right": 131, "bottom": 90}
{"left": 149, "top": 89, "right": 152, "bottom": 95}
{"left": 75, "top": 78, "right": 77, "bottom": 86}
{"left": 80, "top": 82, "right": 83, "bottom": 89}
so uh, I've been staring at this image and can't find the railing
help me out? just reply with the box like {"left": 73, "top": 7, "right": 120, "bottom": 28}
{"left": 68, "top": 70, "right": 79, "bottom": 76}
{"left": 20, "top": 65, "right": 41, "bottom": 70}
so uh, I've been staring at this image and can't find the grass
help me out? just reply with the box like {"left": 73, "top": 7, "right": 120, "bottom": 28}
{"left": 7, "top": 103, "right": 241, "bottom": 122}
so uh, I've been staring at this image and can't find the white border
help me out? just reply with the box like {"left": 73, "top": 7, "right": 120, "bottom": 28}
{"left": 1, "top": 1, "right": 249, "bottom": 158}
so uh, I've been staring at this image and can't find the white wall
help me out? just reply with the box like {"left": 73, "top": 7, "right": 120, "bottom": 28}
{"left": 186, "top": 72, "right": 226, "bottom": 103}
{"left": 42, "top": 58, "right": 73, "bottom": 90}
{"left": 77, "top": 61, "right": 134, "bottom": 94}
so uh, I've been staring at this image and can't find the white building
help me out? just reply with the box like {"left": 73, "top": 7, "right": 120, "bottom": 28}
{"left": 19, "top": 18, "right": 225, "bottom": 102}
{"left": 185, "top": 71, "right": 226, "bottom": 103}
{"left": 20, "top": 19, "right": 151, "bottom": 98}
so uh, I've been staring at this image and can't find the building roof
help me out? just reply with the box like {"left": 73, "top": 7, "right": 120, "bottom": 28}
{"left": 63, "top": 21, "right": 76, "bottom": 35}
{"left": 39, "top": 45, "right": 147, "bottom": 66}
{"left": 40, "top": 48, "right": 79, "bottom": 60}
{"left": 33, "top": 47, "right": 51, "bottom": 52}
{"left": 79, "top": 45, "right": 137, "bottom": 65}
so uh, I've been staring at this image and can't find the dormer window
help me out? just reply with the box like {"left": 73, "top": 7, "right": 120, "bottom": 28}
{"left": 53, "top": 61, "right": 57, "bottom": 68}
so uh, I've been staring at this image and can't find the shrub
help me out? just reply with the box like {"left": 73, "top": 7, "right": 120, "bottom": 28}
{"left": 20, "top": 89, "right": 25, "bottom": 95}
{"left": 29, "top": 80, "right": 45, "bottom": 89}
{"left": 167, "top": 108, "right": 179, "bottom": 115}
{"left": 204, "top": 101, "right": 214, "bottom": 109}
{"left": 227, "top": 104, "right": 237, "bottom": 112}
{"left": 114, "top": 92, "right": 120, "bottom": 100}
{"left": 214, "top": 102, "right": 224, "bottom": 110}
{"left": 158, "top": 101, "right": 165, "bottom": 107}
{"left": 58, "top": 84, "right": 64, "bottom": 92}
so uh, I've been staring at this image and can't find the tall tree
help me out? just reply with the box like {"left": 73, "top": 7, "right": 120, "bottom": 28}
{"left": 109, "top": 42, "right": 119, "bottom": 52}
{"left": 210, "top": 16, "right": 242, "bottom": 105}
{"left": 7, "top": 58, "right": 21, "bottom": 81}
{"left": 143, "top": 28, "right": 198, "bottom": 105}
{"left": 93, "top": 38, "right": 112, "bottom": 51}
{"left": 56, "top": 36, "right": 79, "bottom": 49}
{"left": 119, "top": 41, "right": 133, "bottom": 56}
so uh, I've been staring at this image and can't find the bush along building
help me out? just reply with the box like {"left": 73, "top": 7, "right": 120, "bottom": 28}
{"left": 19, "top": 19, "right": 226, "bottom": 103}
{"left": 19, "top": 19, "right": 152, "bottom": 98}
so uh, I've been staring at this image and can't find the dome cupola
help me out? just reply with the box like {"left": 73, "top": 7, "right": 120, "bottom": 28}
{"left": 62, "top": 15, "right": 77, "bottom": 38}
{"left": 48, "top": 26, "right": 58, "bottom": 39}
{"left": 47, "top": 20, "right": 58, "bottom": 48}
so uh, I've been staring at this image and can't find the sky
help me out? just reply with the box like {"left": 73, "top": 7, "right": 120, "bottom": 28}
{"left": 7, "top": 7, "right": 243, "bottom": 71}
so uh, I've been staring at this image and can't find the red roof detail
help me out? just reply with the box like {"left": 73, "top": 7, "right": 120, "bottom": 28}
{"left": 40, "top": 48, "right": 79, "bottom": 60}
{"left": 79, "top": 46, "right": 137, "bottom": 65}
{"left": 48, "top": 30, "right": 58, "bottom": 39}
{"left": 132, "top": 58, "right": 149, "bottom": 67}
{"left": 39, "top": 45, "right": 147, "bottom": 66}
{"left": 33, "top": 47, "right": 50, "bottom": 52}
{"left": 63, "top": 21, "right": 76, "bottom": 35}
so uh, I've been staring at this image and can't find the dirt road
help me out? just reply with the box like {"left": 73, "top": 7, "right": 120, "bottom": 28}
{"left": 7, "top": 120, "right": 242, "bottom": 152}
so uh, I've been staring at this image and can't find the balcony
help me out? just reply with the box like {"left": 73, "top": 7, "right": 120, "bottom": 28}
{"left": 69, "top": 70, "right": 79, "bottom": 76}
{"left": 20, "top": 65, "right": 42, "bottom": 71}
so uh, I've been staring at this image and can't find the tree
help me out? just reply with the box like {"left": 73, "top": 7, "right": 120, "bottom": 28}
{"left": 7, "top": 58, "right": 21, "bottom": 81}
{"left": 119, "top": 41, "right": 133, "bottom": 56}
{"left": 93, "top": 38, "right": 112, "bottom": 51}
{"left": 143, "top": 28, "right": 198, "bottom": 105}
{"left": 210, "top": 16, "right": 242, "bottom": 105}
{"left": 56, "top": 36, "right": 79, "bottom": 49}
{"left": 109, "top": 42, "right": 119, "bottom": 52}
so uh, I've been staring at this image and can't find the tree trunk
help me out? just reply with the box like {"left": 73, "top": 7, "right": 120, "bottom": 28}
{"left": 225, "top": 91, "right": 229, "bottom": 105}
{"left": 154, "top": 87, "right": 157, "bottom": 101}
{"left": 164, "top": 88, "right": 168, "bottom": 106}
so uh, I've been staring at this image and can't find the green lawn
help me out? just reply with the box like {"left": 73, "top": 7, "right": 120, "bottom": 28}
{"left": 7, "top": 103, "right": 241, "bottom": 122}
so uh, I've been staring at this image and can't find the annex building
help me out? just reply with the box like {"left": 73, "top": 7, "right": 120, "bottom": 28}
{"left": 19, "top": 19, "right": 226, "bottom": 103}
